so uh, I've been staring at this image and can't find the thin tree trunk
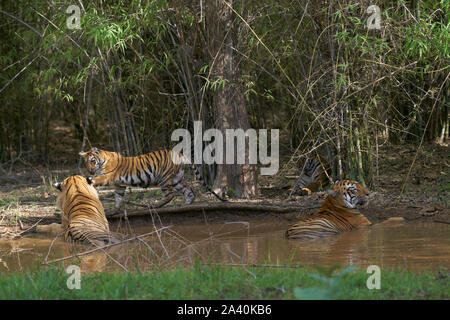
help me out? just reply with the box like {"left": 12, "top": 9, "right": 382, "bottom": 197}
{"left": 78, "top": 68, "right": 94, "bottom": 172}
{"left": 207, "top": 0, "right": 257, "bottom": 198}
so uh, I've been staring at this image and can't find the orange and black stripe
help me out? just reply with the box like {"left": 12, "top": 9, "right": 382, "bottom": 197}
{"left": 54, "top": 175, "right": 121, "bottom": 246}
{"left": 79, "top": 147, "right": 225, "bottom": 215}
{"left": 286, "top": 180, "right": 371, "bottom": 239}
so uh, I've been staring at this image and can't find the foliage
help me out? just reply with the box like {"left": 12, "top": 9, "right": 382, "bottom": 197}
{"left": 293, "top": 264, "right": 357, "bottom": 299}
{"left": 0, "top": 0, "right": 448, "bottom": 188}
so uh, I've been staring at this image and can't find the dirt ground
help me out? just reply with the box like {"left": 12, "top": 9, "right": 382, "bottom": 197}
{"left": 0, "top": 141, "right": 448, "bottom": 239}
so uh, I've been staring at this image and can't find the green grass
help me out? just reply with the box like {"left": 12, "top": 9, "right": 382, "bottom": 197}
{"left": 0, "top": 264, "right": 448, "bottom": 299}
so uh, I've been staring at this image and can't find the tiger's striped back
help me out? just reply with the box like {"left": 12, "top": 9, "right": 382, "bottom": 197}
{"left": 92, "top": 149, "right": 185, "bottom": 186}
{"left": 286, "top": 179, "right": 371, "bottom": 239}
{"left": 54, "top": 175, "right": 121, "bottom": 246}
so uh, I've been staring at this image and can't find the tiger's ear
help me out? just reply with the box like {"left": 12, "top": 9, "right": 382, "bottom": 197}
{"left": 333, "top": 178, "right": 341, "bottom": 185}
{"left": 79, "top": 151, "right": 87, "bottom": 157}
{"left": 53, "top": 182, "right": 62, "bottom": 191}
{"left": 86, "top": 176, "right": 95, "bottom": 185}
{"left": 91, "top": 147, "right": 99, "bottom": 154}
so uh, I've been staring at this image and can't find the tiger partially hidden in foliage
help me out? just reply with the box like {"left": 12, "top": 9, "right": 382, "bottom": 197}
{"left": 286, "top": 179, "right": 371, "bottom": 239}
{"left": 79, "top": 147, "right": 226, "bottom": 215}
{"left": 292, "top": 154, "right": 331, "bottom": 196}
{"left": 54, "top": 175, "right": 122, "bottom": 246}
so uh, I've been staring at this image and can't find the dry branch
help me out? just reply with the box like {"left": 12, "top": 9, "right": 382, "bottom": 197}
{"left": 43, "top": 226, "right": 173, "bottom": 265}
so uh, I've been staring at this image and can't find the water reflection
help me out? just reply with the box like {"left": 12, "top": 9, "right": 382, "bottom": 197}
{"left": 0, "top": 237, "right": 119, "bottom": 273}
{"left": 287, "top": 227, "right": 372, "bottom": 268}
{"left": 0, "top": 221, "right": 448, "bottom": 273}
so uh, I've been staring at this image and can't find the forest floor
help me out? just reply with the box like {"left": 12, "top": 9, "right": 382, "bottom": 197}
{"left": 0, "top": 140, "right": 448, "bottom": 239}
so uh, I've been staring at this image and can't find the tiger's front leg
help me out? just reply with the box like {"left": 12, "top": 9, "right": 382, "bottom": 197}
{"left": 106, "top": 185, "right": 127, "bottom": 216}
{"left": 296, "top": 180, "right": 327, "bottom": 196}
{"left": 90, "top": 174, "right": 109, "bottom": 186}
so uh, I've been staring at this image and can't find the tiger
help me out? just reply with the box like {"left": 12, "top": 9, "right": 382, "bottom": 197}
{"left": 286, "top": 179, "right": 371, "bottom": 239}
{"left": 79, "top": 147, "right": 226, "bottom": 216}
{"left": 292, "top": 154, "right": 331, "bottom": 196}
{"left": 53, "top": 175, "right": 122, "bottom": 246}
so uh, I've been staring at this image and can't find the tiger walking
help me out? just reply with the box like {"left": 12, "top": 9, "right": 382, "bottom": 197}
{"left": 79, "top": 147, "right": 225, "bottom": 215}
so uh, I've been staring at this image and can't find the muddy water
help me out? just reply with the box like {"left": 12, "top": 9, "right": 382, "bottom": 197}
{"left": 0, "top": 221, "right": 449, "bottom": 273}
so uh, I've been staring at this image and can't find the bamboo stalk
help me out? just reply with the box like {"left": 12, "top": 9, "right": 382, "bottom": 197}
{"left": 355, "top": 127, "right": 366, "bottom": 186}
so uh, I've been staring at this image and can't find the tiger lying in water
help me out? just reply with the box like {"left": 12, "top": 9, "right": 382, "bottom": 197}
{"left": 54, "top": 175, "right": 121, "bottom": 246}
{"left": 286, "top": 179, "right": 371, "bottom": 239}
{"left": 79, "top": 147, "right": 226, "bottom": 215}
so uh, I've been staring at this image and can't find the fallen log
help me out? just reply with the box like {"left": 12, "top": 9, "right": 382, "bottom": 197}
{"left": 433, "top": 219, "right": 450, "bottom": 225}
{"left": 108, "top": 202, "right": 315, "bottom": 219}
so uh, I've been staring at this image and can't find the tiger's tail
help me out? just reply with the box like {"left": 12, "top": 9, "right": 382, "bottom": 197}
{"left": 174, "top": 151, "right": 227, "bottom": 202}
{"left": 191, "top": 164, "right": 228, "bottom": 202}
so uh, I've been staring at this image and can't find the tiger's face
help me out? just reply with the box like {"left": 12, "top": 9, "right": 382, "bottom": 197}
{"left": 79, "top": 147, "right": 105, "bottom": 175}
{"left": 327, "top": 179, "right": 369, "bottom": 209}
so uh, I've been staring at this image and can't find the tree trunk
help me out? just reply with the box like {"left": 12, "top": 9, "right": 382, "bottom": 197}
{"left": 206, "top": 0, "right": 257, "bottom": 198}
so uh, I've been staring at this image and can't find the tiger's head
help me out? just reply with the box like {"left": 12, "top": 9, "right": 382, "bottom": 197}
{"left": 79, "top": 147, "right": 107, "bottom": 175}
{"left": 325, "top": 179, "right": 370, "bottom": 211}
{"left": 53, "top": 175, "right": 99, "bottom": 211}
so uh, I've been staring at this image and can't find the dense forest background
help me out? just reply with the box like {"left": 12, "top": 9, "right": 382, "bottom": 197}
{"left": 0, "top": 0, "right": 448, "bottom": 197}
